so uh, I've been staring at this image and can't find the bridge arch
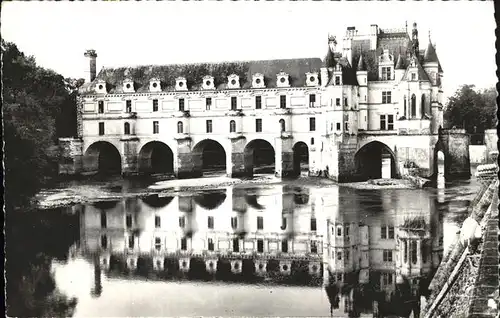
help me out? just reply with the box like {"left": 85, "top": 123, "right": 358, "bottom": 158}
{"left": 293, "top": 141, "right": 309, "bottom": 175}
{"left": 138, "top": 141, "right": 174, "bottom": 174}
{"left": 244, "top": 139, "right": 275, "bottom": 176}
{"left": 194, "top": 191, "right": 227, "bottom": 210}
{"left": 192, "top": 139, "right": 227, "bottom": 174}
{"left": 354, "top": 141, "right": 398, "bottom": 180}
{"left": 84, "top": 141, "right": 122, "bottom": 175}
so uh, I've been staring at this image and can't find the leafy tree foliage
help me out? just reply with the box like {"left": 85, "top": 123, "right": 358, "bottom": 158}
{"left": 444, "top": 84, "right": 497, "bottom": 136}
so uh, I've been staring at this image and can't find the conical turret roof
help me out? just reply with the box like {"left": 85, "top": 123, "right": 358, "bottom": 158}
{"left": 395, "top": 54, "right": 405, "bottom": 69}
{"left": 324, "top": 48, "right": 336, "bottom": 68}
{"left": 423, "top": 41, "right": 438, "bottom": 63}
{"left": 356, "top": 54, "right": 366, "bottom": 71}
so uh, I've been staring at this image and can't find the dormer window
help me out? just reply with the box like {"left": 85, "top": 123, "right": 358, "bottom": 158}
{"left": 411, "top": 73, "right": 417, "bottom": 81}
{"left": 176, "top": 77, "right": 188, "bottom": 91}
{"left": 227, "top": 74, "right": 240, "bottom": 89}
{"left": 123, "top": 78, "right": 135, "bottom": 93}
{"left": 306, "top": 72, "right": 319, "bottom": 87}
{"left": 252, "top": 73, "right": 265, "bottom": 88}
{"left": 276, "top": 71, "right": 290, "bottom": 88}
{"left": 149, "top": 78, "right": 161, "bottom": 92}
{"left": 335, "top": 76, "right": 341, "bottom": 85}
{"left": 381, "top": 67, "right": 392, "bottom": 81}
{"left": 202, "top": 75, "right": 215, "bottom": 90}
{"left": 95, "top": 80, "right": 107, "bottom": 94}
{"left": 378, "top": 49, "right": 394, "bottom": 81}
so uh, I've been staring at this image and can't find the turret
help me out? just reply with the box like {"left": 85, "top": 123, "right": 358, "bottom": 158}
{"left": 84, "top": 49, "right": 98, "bottom": 83}
{"left": 356, "top": 55, "right": 368, "bottom": 130}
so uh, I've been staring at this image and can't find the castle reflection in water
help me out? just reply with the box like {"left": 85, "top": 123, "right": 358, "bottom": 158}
{"left": 76, "top": 184, "right": 444, "bottom": 316}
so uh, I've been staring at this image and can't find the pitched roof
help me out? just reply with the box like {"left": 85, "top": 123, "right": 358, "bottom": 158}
{"left": 423, "top": 41, "right": 438, "bottom": 64}
{"left": 83, "top": 58, "right": 324, "bottom": 94}
{"left": 326, "top": 56, "right": 358, "bottom": 86}
{"left": 402, "top": 56, "right": 431, "bottom": 82}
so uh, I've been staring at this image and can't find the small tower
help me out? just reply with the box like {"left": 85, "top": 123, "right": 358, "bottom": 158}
{"left": 356, "top": 55, "right": 368, "bottom": 131}
{"left": 84, "top": 49, "right": 98, "bottom": 83}
{"left": 423, "top": 32, "right": 442, "bottom": 134}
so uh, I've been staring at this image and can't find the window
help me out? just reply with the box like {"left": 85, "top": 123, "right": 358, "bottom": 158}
{"left": 181, "top": 238, "right": 187, "bottom": 250}
{"left": 281, "top": 217, "right": 287, "bottom": 230}
{"left": 337, "top": 251, "right": 342, "bottom": 260}
{"left": 411, "top": 240, "right": 418, "bottom": 264}
{"left": 337, "top": 226, "right": 342, "bottom": 237}
{"left": 124, "top": 122, "right": 130, "bottom": 135}
{"left": 155, "top": 215, "right": 161, "bottom": 228}
{"left": 337, "top": 273, "right": 343, "bottom": 282}
{"left": 335, "top": 76, "right": 341, "bottom": 85}
{"left": 380, "top": 115, "right": 386, "bottom": 130}
{"left": 98, "top": 122, "right": 105, "bottom": 135}
{"left": 179, "top": 216, "right": 185, "bottom": 228}
{"left": 309, "top": 94, "right": 316, "bottom": 107}
{"left": 311, "top": 137, "right": 315, "bottom": 145}
{"left": 381, "top": 67, "right": 391, "bottom": 81}
{"left": 128, "top": 235, "right": 135, "bottom": 249}
{"left": 231, "top": 217, "right": 237, "bottom": 229}
{"left": 411, "top": 73, "right": 416, "bottom": 81}
{"left": 229, "top": 120, "right": 236, "bottom": 133}
{"left": 344, "top": 225, "right": 350, "bottom": 237}
{"left": 126, "top": 100, "right": 132, "bottom": 113}
{"left": 422, "top": 243, "right": 428, "bottom": 263}
{"left": 177, "top": 121, "right": 183, "bottom": 134}
{"left": 208, "top": 216, "right": 214, "bottom": 229}
{"left": 100, "top": 211, "right": 107, "bottom": 228}
{"left": 208, "top": 238, "right": 214, "bottom": 251}
{"left": 388, "top": 115, "right": 394, "bottom": 130}
{"left": 206, "top": 120, "right": 213, "bottom": 133}
{"left": 421, "top": 94, "right": 426, "bottom": 117}
{"left": 179, "top": 98, "right": 185, "bottom": 111}
{"left": 257, "top": 239, "right": 264, "bottom": 252}
{"left": 336, "top": 98, "right": 341, "bottom": 106}
{"left": 309, "top": 117, "right": 316, "bottom": 131}
{"left": 381, "top": 225, "right": 387, "bottom": 239}
{"left": 310, "top": 218, "right": 317, "bottom": 231}
{"left": 255, "top": 96, "right": 262, "bottom": 109}
{"left": 345, "top": 122, "right": 349, "bottom": 131}
{"left": 404, "top": 241, "right": 408, "bottom": 263}
{"left": 403, "top": 96, "right": 407, "bottom": 117}
{"left": 153, "top": 99, "right": 159, "bottom": 112}
{"left": 256, "top": 119, "right": 262, "bottom": 132}
{"left": 382, "top": 91, "right": 392, "bottom": 104}
{"left": 383, "top": 250, "right": 393, "bottom": 262}
{"left": 281, "top": 240, "right": 288, "bottom": 253}
{"left": 98, "top": 101, "right": 104, "bottom": 113}
{"left": 382, "top": 273, "right": 393, "bottom": 285}
{"left": 280, "top": 95, "right": 286, "bottom": 109}
{"left": 233, "top": 238, "right": 239, "bottom": 252}
{"left": 279, "top": 119, "right": 285, "bottom": 132}
{"left": 101, "top": 235, "right": 108, "bottom": 249}
{"left": 345, "top": 250, "right": 350, "bottom": 261}
{"left": 153, "top": 121, "right": 159, "bottom": 134}
{"left": 388, "top": 226, "right": 394, "bottom": 239}
{"left": 206, "top": 97, "right": 212, "bottom": 110}
{"left": 344, "top": 97, "right": 348, "bottom": 107}
{"left": 231, "top": 96, "right": 237, "bottom": 110}
{"left": 411, "top": 94, "right": 417, "bottom": 118}
{"left": 126, "top": 214, "right": 133, "bottom": 228}
{"left": 257, "top": 216, "right": 264, "bottom": 230}
{"left": 155, "top": 237, "right": 161, "bottom": 250}
{"left": 311, "top": 241, "right": 318, "bottom": 253}
{"left": 336, "top": 123, "right": 341, "bottom": 131}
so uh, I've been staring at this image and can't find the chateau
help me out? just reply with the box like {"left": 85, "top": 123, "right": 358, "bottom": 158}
{"left": 59, "top": 22, "right": 471, "bottom": 181}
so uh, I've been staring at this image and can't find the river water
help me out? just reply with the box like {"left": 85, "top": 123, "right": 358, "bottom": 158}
{"left": 9, "top": 166, "right": 480, "bottom": 317}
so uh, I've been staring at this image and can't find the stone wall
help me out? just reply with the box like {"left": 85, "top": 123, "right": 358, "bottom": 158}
{"left": 469, "top": 145, "right": 487, "bottom": 164}
{"left": 58, "top": 138, "right": 83, "bottom": 175}
{"left": 336, "top": 135, "right": 358, "bottom": 182}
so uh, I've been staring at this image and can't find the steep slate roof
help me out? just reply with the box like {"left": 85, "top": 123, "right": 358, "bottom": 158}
{"left": 84, "top": 58, "right": 323, "bottom": 94}
{"left": 423, "top": 41, "right": 438, "bottom": 63}
{"left": 357, "top": 54, "right": 367, "bottom": 71}
{"left": 323, "top": 52, "right": 358, "bottom": 85}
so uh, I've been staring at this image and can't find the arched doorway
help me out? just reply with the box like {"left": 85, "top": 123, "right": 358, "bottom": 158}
{"left": 355, "top": 141, "right": 397, "bottom": 180}
{"left": 293, "top": 142, "right": 309, "bottom": 176}
{"left": 138, "top": 141, "right": 174, "bottom": 174}
{"left": 244, "top": 139, "right": 275, "bottom": 176}
{"left": 192, "top": 139, "right": 226, "bottom": 175}
{"left": 85, "top": 141, "right": 122, "bottom": 175}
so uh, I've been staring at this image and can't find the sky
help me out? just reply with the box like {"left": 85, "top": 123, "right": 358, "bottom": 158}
{"left": 2, "top": 1, "right": 496, "bottom": 100}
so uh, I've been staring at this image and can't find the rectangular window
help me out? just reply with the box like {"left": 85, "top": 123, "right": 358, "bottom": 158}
{"left": 382, "top": 91, "right": 392, "bottom": 104}
{"left": 336, "top": 123, "right": 341, "bottom": 131}
{"left": 309, "top": 94, "right": 316, "bottom": 107}
{"left": 231, "top": 216, "right": 237, "bottom": 229}
{"left": 255, "top": 96, "right": 262, "bottom": 109}
{"left": 388, "top": 226, "right": 395, "bottom": 239}
{"left": 380, "top": 115, "right": 386, "bottom": 130}
{"left": 181, "top": 238, "right": 187, "bottom": 250}
{"left": 382, "top": 67, "right": 392, "bottom": 81}
{"left": 281, "top": 217, "right": 287, "bottom": 230}
{"left": 208, "top": 238, "right": 214, "bottom": 251}
{"left": 383, "top": 250, "right": 393, "bottom": 262}
{"left": 98, "top": 101, "right": 104, "bottom": 113}
{"left": 233, "top": 238, "right": 239, "bottom": 252}
{"left": 311, "top": 241, "right": 318, "bottom": 254}
{"left": 381, "top": 225, "right": 387, "bottom": 239}
{"left": 344, "top": 97, "right": 348, "bottom": 107}
{"left": 231, "top": 96, "right": 237, "bottom": 110}
{"left": 337, "top": 251, "right": 342, "bottom": 260}
{"left": 281, "top": 240, "right": 288, "bottom": 253}
{"left": 336, "top": 98, "right": 341, "bottom": 106}
{"left": 208, "top": 216, "right": 214, "bottom": 229}
{"left": 155, "top": 215, "right": 161, "bottom": 228}
{"left": 345, "top": 122, "right": 349, "bottom": 131}
{"left": 311, "top": 137, "right": 315, "bottom": 145}
{"left": 411, "top": 73, "right": 416, "bottom": 81}
{"left": 128, "top": 235, "right": 135, "bottom": 249}
{"left": 206, "top": 120, "right": 213, "bottom": 133}
{"left": 155, "top": 237, "right": 161, "bottom": 250}
{"left": 153, "top": 121, "right": 159, "bottom": 134}
{"left": 126, "top": 100, "right": 132, "bottom": 113}
{"left": 345, "top": 225, "right": 350, "bottom": 236}
{"left": 153, "top": 99, "right": 159, "bottom": 112}
{"left": 309, "top": 117, "right": 316, "bottom": 131}
{"left": 337, "top": 226, "right": 342, "bottom": 237}
{"left": 256, "top": 118, "right": 262, "bottom": 132}
{"left": 345, "top": 250, "right": 350, "bottom": 261}
{"left": 206, "top": 97, "right": 212, "bottom": 110}
{"left": 100, "top": 211, "right": 107, "bottom": 228}
{"left": 257, "top": 216, "right": 264, "bottom": 230}
{"left": 179, "top": 98, "right": 185, "bottom": 111}
{"left": 335, "top": 76, "right": 341, "bottom": 85}
{"left": 310, "top": 218, "right": 317, "bottom": 231}
{"left": 179, "top": 216, "right": 185, "bottom": 228}
{"left": 280, "top": 95, "right": 286, "bottom": 109}
{"left": 388, "top": 115, "right": 394, "bottom": 130}
{"left": 98, "top": 122, "right": 105, "bottom": 135}
{"left": 126, "top": 214, "right": 132, "bottom": 228}
{"left": 101, "top": 235, "right": 108, "bottom": 249}
{"left": 257, "top": 239, "right": 264, "bottom": 253}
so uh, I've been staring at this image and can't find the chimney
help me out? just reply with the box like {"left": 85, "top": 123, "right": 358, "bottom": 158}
{"left": 84, "top": 49, "right": 98, "bottom": 83}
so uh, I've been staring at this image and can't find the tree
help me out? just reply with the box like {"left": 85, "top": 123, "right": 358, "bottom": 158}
{"left": 444, "top": 85, "right": 497, "bottom": 141}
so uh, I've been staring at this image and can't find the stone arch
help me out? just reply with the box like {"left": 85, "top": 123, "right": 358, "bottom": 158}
{"left": 194, "top": 190, "right": 227, "bottom": 210}
{"left": 432, "top": 140, "right": 449, "bottom": 182}
{"left": 293, "top": 141, "right": 309, "bottom": 175}
{"left": 244, "top": 139, "right": 275, "bottom": 176}
{"left": 142, "top": 194, "right": 174, "bottom": 209}
{"left": 354, "top": 141, "right": 398, "bottom": 180}
{"left": 84, "top": 141, "right": 122, "bottom": 175}
{"left": 192, "top": 139, "right": 227, "bottom": 174}
{"left": 138, "top": 141, "right": 174, "bottom": 174}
